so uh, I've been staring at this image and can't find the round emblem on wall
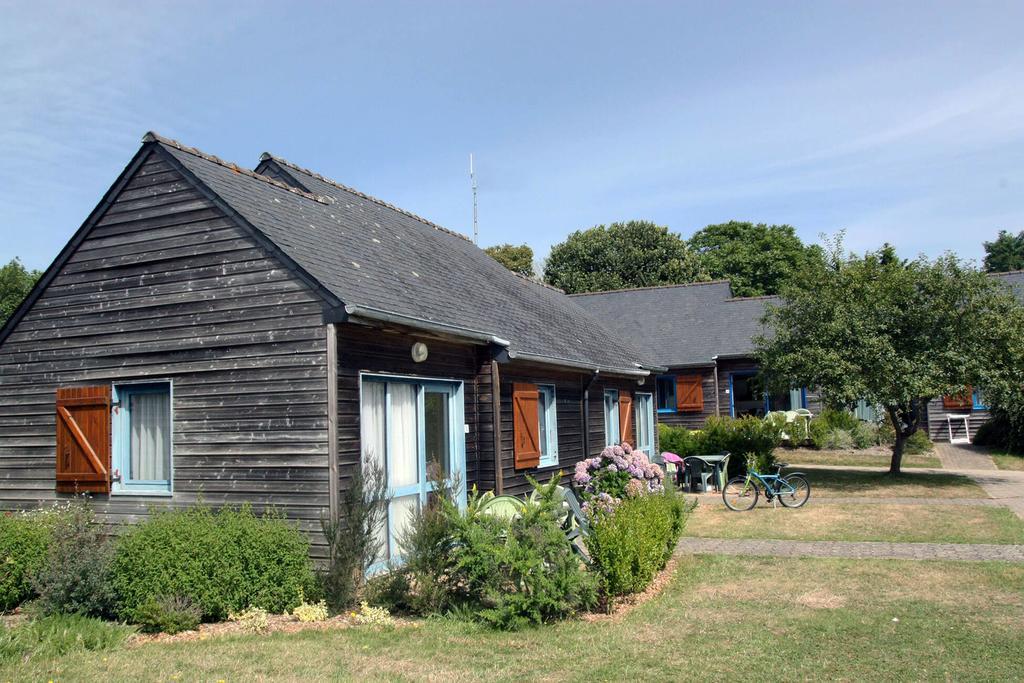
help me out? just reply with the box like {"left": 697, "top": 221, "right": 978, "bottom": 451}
{"left": 411, "top": 342, "right": 429, "bottom": 363}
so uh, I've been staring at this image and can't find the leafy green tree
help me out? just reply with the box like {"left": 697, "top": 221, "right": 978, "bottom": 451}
{"left": 687, "top": 221, "right": 824, "bottom": 297}
{"left": 757, "top": 237, "right": 1019, "bottom": 474}
{"left": 544, "top": 220, "right": 706, "bottom": 294}
{"left": 484, "top": 243, "right": 535, "bottom": 278}
{"left": 983, "top": 230, "right": 1024, "bottom": 272}
{"left": 0, "top": 258, "right": 41, "bottom": 326}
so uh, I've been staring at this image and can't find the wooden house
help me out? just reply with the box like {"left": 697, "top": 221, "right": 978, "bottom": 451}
{"left": 572, "top": 281, "right": 821, "bottom": 429}
{"left": 0, "top": 133, "right": 663, "bottom": 559}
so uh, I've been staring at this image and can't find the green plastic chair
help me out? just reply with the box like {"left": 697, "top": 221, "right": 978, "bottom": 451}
{"left": 479, "top": 494, "right": 526, "bottom": 521}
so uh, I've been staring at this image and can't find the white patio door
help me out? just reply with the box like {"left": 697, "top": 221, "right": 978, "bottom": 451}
{"left": 634, "top": 392, "right": 655, "bottom": 457}
{"left": 361, "top": 376, "right": 466, "bottom": 568}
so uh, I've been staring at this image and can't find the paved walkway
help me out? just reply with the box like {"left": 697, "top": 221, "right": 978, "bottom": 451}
{"left": 934, "top": 443, "right": 998, "bottom": 470}
{"left": 686, "top": 493, "right": 1000, "bottom": 507}
{"left": 678, "top": 537, "right": 1024, "bottom": 562}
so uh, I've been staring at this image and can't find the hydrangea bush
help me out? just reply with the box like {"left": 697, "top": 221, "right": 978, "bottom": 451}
{"left": 573, "top": 443, "right": 664, "bottom": 514}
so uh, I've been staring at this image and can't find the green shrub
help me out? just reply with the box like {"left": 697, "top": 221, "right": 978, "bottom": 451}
{"left": 587, "top": 491, "right": 688, "bottom": 597}
{"left": 134, "top": 595, "right": 202, "bottom": 634}
{"left": 819, "top": 408, "right": 860, "bottom": 432}
{"left": 657, "top": 424, "right": 699, "bottom": 458}
{"left": 399, "top": 476, "right": 597, "bottom": 630}
{"left": 904, "top": 430, "right": 934, "bottom": 455}
{"left": 878, "top": 415, "right": 896, "bottom": 445}
{"left": 321, "top": 460, "right": 390, "bottom": 611}
{"left": 0, "top": 614, "right": 132, "bottom": 663}
{"left": 974, "top": 416, "right": 1009, "bottom": 449}
{"left": 30, "top": 502, "right": 115, "bottom": 618}
{"left": 0, "top": 512, "right": 53, "bottom": 611}
{"left": 851, "top": 421, "right": 879, "bottom": 449}
{"left": 111, "top": 505, "right": 317, "bottom": 623}
{"left": 823, "top": 428, "right": 855, "bottom": 450}
{"left": 807, "top": 417, "right": 830, "bottom": 450}
{"left": 362, "top": 569, "right": 413, "bottom": 614}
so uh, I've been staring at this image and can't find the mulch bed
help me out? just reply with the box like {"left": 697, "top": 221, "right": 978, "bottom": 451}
{"left": 581, "top": 554, "right": 681, "bottom": 624}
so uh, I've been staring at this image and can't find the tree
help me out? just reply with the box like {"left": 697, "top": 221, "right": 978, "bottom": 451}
{"left": 0, "top": 258, "right": 41, "bottom": 326}
{"left": 757, "top": 237, "right": 1019, "bottom": 474}
{"left": 544, "top": 220, "right": 706, "bottom": 294}
{"left": 983, "top": 230, "right": 1024, "bottom": 272}
{"left": 687, "top": 221, "right": 824, "bottom": 297}
{"left": 484, "top": 243, "right": 535, "bottom": 278}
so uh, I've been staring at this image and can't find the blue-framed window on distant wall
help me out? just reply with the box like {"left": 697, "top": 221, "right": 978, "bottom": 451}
{"left": 112, "top": 382, "right": 173, "bottom": 495}
{"left": 973, "top": 389, "right": 988, "bottom": 411}
{"left": 538, "top": 385, "right": 559, "bottom": 467}
{"left": 656, "top": 376, "right": 676, "bottom": 413}
{"left": 604, "top": 389, "right": 620, "bottom": 446}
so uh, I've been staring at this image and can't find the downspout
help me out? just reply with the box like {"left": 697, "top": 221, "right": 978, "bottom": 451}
{"left": 490, "top": 358, "right": 503, "bottom": 494}
{"left": 712, "top": 356, "right": 721, "bottom": 417}
{"left": 582, "top": 370, "right": 600, "bottom": 458}
{"left": 325, "top": 323, "right": 340, "bottom": 523}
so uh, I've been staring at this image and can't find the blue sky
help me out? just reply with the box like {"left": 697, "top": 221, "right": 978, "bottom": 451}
{"left": 2, "top": 1, "right": 1022, "bottom": 272}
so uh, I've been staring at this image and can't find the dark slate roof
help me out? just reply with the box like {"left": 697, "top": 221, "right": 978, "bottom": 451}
{"left": 570, "top": 282, "right": 776, "bottom": 368}
{"left": 990, "top": 270, "right": 1024, "bottom": 302}
{"left": 148, "top": 134, "right": 654, "bottom": 374}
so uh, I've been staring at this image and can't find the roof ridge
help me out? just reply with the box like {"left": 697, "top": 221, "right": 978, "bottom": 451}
{"left": 989, "top": 269, "right": 1024, "bottom": 277}
{"left": 726, "top": 294, "right": 780, "bottom": 302}
{"left": 260, "top": 152, "right": 473, "bottom": 243}
{"left": 142, "top": 132, "right": 334, "bottom": 205}
{"left": 566, "top": 279, "right": 732, "bottom": 297}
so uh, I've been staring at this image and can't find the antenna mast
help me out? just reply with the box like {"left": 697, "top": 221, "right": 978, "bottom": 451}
{"left": 470, "top": 153, "right": 479, "bottom": 244}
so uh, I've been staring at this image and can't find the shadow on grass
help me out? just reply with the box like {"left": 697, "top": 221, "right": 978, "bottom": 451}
{"left": 784, "top": 467, "right": 987, "bottom": 498}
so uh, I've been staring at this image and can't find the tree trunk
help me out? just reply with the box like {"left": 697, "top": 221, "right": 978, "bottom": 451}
{"left": 890, "top": 434, "right": 905, "bottom": 475}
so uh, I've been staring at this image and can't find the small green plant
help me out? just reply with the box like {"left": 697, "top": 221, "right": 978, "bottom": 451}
{"left": 587, "top": 491, "right": 688, "bottom": 598}
{"left": 819, "top": 408, "right": 860, "bottom": 432}
{"left": 352, "top": 601, "right": 394, "bottom": 628}
{"left": 229, "top": 606, "right": 270, "bottom": 633}
{"left": 133, "top": 595, "right": 202, "bottom": 634}
{"left": 362, "top": 569, "right": 413, "bottom": 614}
{"left": 852, "top": 421, "right": 879, "bottom": 449}
{"left": 292, "top": 598, "right": 329, "bottom": 623}
{"left": 824, "top": 428, "right": 855, "bottom": 450}
{"left": 0, "top": 614, "right": 132, "bottom": 663}
{"left": 320, "top": 459, "right": 391, "bottom": 612}
{"left": 904, "top": 429, "right": 934, "bottom": 455}
{"left": 30, "top": 501, "right": 115, "bottom": 618}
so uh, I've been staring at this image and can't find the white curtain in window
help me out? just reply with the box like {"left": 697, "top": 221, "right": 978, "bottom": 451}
{"left": 361, "top": 382, "right": 388, "bottom": 563}
{"left": 130, "top": 392, "right": 170, "bottom": 481}
{"left": 388, "top": 383, "right": 419, "bottom": 488}
{"left": 604, "top": 391, "right": 619, "bottom": 446}
{"left": 789, "top": 388, "right": 803, "bottom": 410}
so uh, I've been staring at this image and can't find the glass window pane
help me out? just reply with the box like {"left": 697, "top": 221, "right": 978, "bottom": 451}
{"left": 424, "top": 390, "right": 450, "bottom": 476}
{"left": 129, "top": 391, "right": 170, "bottom": 481}
{"left": 789, "top": 388, "right": 803, "bottom": 410}
{"left": 390, "top": 494, "right": 420, "bottom": 560}
{"left": 604, "top": 390, "right": 619, "bottom": 446}
{"left": 361, "top": 382, "right": 387, "bottom": 471}
{"left": 389, "top": 384, "right": 419, "bottom": 488}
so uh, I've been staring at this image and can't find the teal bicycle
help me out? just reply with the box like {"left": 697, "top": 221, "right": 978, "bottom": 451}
{"left": 722, "top": 463, "right": 810, "bottom": 511}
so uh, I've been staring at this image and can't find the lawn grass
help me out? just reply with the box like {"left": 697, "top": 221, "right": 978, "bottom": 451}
{"left": 782, "top": 447, "right": 941, "bottom": 469}
{"left": 3, "top": 556, "right": 1022, "bottom": 681}
{"left": 788, "top": 467, "right": 987, "bottom": 499}
{"left": 990, "top": 451, "right": 1024, "bottom": 471}
{"left": 686, "top": 501, "right": 1024, "bottom": 544}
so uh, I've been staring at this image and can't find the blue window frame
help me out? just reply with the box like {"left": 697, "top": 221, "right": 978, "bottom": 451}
{"left": 361, "top": 374, "right": 467, "bottom": 572}
{"left": 973, "top": 389, "right": 988, "bottom": 411}
{"left": 112, "top": 382, "right": 172, "bottom": 495}
{"left": 656, "top": 376, "right": 676, "bottom": 413}
{"left": 604, "top": 389, "right": 620, "bottom": 446}
{"left": 538, "top": 385, "right": 559, "bottom": 467}
{"left": 634, "top": 393, "right": 655, "bottom": 457}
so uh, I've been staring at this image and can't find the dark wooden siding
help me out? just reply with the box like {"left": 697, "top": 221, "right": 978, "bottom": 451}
{"left": 656, "top": 368, "right": 717, "bottom": 429}
{"left": 925, "top": 397, "right": 989, "bottom": 442}
{"left": 0, "top": 150, "right": 332, "bottom": 554}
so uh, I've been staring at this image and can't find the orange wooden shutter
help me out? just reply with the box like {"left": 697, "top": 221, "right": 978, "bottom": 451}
{"left": 619, "top": 392, "right": 634, "bottom": 445}
{"left": 676, "top": 375, "right": 704, "bottom": 412}
{"left": 55, "top": 386, "right": 112, "bottom": 494}
{"left": 943, "top": 387, "right": 972, "bottom": 410}
{"left": 512, "top": 383, "right": 540, "bottom": 469}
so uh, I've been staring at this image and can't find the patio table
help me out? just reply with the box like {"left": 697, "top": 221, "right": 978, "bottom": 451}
{"left": 691, "top": 454, "right": 728, "bottom": 492}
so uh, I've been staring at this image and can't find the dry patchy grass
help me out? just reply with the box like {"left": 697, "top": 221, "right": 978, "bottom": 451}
{"left": 991, "top": 452, "right": 1024, "bottom": 472}
{"left": 687, "top": 501, "right": 1024, "bottom": 544}
{"left": 791, "top": 467, "right": 987, "bottom": 498}
{"left": 781, "top": 446, "right": 940, "bottom": 469}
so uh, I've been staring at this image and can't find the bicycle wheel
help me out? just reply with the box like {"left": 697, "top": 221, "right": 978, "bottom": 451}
{"left": 778, "top": 474, "right": 810, "bottom": 508}
{"left": 722, "top": 476, "right": 759, "bottom": 511}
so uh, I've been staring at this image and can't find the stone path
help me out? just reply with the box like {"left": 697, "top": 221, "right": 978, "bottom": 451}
{"left": 677, "top": 537, "right": 1024, "bottom": 562}
{"left": 934, "top": 443, "right": 998, "bottom": 471}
